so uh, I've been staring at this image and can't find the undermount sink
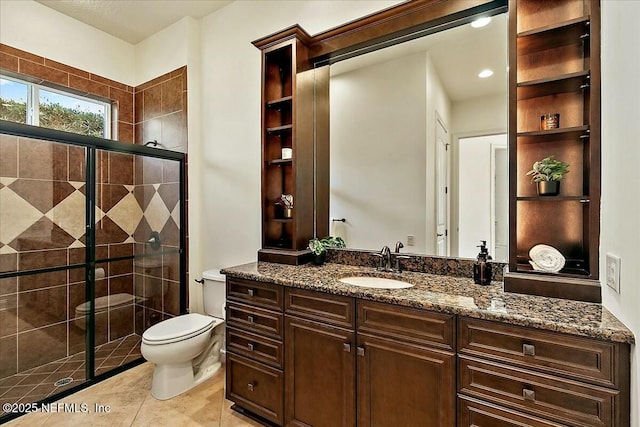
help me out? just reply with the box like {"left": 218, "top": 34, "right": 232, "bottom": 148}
{"left": 339, "top": 276, "right": 414, "bottom": 289}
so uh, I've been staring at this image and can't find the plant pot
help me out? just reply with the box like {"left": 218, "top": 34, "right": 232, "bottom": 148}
{"left": 312, "top": 252, "right": 326, "bottom": 265}
{"left": 537, "top": 180, "right": 560, "bottom": 196}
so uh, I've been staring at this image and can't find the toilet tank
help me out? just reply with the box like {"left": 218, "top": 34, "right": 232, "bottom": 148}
{"left": 202, "top": 269, "right": 226, "bottom": 319}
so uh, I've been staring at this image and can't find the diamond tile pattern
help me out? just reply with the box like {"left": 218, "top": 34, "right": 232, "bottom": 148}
{"left": 0, "top": 178, "right": 179, "bottom": 251}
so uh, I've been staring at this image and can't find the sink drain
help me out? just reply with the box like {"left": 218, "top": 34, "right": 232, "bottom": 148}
{"left": 54, "top": 377, "right": 73, "bottom": 387}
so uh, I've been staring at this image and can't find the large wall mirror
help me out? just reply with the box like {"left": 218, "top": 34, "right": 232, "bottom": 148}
{"left": 323, "top": 11, "right": 508, "bottom": 261}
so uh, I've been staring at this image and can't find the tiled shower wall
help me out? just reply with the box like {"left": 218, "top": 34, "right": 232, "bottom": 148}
{"left": 0, "top": 46, "right": 188, "bottom": 377}
{"left": 133, "top": 66, "right": 188, "bottom": 331}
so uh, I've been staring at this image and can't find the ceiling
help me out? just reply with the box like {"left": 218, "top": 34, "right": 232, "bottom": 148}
{"left": 36, "top": 0, "right": 232, "bottom": 44}
{"left": 331, "top": 13, "right": 508, "bottom": 102}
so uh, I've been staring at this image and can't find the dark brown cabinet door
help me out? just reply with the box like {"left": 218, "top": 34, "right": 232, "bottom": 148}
{"left": 357, "top": 334, "right": 456, "bottom": 427}
{"left": 285, "top": 316, "right": 355, "bottom": 427}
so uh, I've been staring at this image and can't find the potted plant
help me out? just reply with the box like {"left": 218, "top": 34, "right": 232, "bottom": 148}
{"left": 275, "top": 194, "right": 293, "bottom": 218}
{"left": 526, "top": 155, "right": 569, "bottom": 196}
{"left": 308, "top": 236, "right": 346, "bottom": 265}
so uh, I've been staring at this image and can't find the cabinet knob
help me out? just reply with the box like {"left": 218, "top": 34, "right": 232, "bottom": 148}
{"left": 247, "top": 288, "right": 255, "bottom": 297}
{"left": 522, "top": 388, "right": 535, "bottom": 401}
{"left": 357, "top": 347, "right": 365, "bottom": 357}
{"left": 343, "top": 343, "right": 351, "bottom": 353}
{"left": 247, "top": 382, "right": 255, "bottom": 392}
{"left": 522, "top": 344, "right": 536, "bottom": 356}
{"left": 247, "top": 315, "right": 254, "bottom": 324}
{"left": 247, "top": 343, "right": 254, "bottom": 352}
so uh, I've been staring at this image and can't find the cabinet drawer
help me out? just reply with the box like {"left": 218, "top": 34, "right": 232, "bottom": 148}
{"left": 226, "top": 353, "right": 283, "bottom": 425}
{"left": 227, "top": 277, "right": 283, "bottom": 311}
{"left": 358, "top": 300, "right": 455, "bottom": 351}
{"left": 459, "top": 396, "right": 565, "bottom": 427}
{"left": 227, "top": 326, "right": 283, "bottom": 368}
{"left": 285, "top": 287, "right": 355, "bottom": 329}
{"left": 459, "top": 356, "right": 619, "bottom": 427}
{"left": 458, "top": 317, "right": 619, "bottom": 388}
{"left": 226, "top": 301, "right": 283, "bottom": 339}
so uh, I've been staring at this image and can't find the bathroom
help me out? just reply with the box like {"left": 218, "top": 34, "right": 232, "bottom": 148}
{"left": 0, "top": 0, "right": 639, "bottom": 426}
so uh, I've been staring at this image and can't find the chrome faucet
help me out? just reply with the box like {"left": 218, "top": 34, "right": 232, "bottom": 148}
{"left": 374, "top": 244, "right": 410, "bottom": 273}
{"left": 393, "top": 241, "right": 410, "bottom": 273}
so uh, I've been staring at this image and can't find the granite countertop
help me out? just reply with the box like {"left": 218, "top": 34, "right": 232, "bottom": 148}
{"left": 221, "top": 262, "right": 635, "bottom": 344}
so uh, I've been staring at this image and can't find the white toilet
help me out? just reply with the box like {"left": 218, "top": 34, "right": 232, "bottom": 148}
{"left": 141, "top": 269, "right": 226, "bottom": 400}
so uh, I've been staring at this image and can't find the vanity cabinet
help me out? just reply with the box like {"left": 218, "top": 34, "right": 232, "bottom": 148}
{"left": 356, "top": 300, "right": 456, "bottom": 426}
{"left": 506, "top": 0, "right": 602, "bottom": 302}
{"left": 457, "top": 317, "right": 630, "bottom": 426}
{"left": 225, "top": 278, "right": 630, "bottom": 427}
{"left": 284, "top": 288, "right": 356, "bottom": 426}
{"left": 225, "top": 278, "right": 284, "bottom": 425}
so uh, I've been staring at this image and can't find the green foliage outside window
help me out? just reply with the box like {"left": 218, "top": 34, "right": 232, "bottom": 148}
{"left": 1, "top": 97, "right": 105, "bottom": 137}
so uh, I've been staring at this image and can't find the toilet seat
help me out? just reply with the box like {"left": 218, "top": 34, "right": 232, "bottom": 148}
{"left": 142, "top": 313, "right": 216, "bottom": 345}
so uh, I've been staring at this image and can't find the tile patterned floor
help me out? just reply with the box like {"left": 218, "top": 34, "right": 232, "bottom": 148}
{"left": 0, "top": 334, "right": 142, "bottom": 419}
{"left": 5, "top": 361, "right": 262, "bottom": 426}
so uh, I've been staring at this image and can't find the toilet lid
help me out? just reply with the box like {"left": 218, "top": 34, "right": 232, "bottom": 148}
{"left": 142, "top": 313, "right": 215, "bottom": 344}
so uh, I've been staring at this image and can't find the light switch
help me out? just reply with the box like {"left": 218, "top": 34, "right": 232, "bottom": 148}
{"left": 407, "top": 235, "right": 415, "bottom": 246}
{"left": 606, "top": 253, "right": 621, "bottom": 293}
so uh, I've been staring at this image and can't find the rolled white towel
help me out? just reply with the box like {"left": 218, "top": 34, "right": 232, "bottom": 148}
{"left": 529, "top": 244, "right": 565, "bottom": 273}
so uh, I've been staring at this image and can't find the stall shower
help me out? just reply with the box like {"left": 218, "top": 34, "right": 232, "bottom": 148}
{"left": 0, "top": 122, "right": 186, "bottom": 421}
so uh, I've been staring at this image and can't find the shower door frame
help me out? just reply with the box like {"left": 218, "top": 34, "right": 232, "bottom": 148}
{"left": 0, "top": 120, "right": 187, "bottom": 420}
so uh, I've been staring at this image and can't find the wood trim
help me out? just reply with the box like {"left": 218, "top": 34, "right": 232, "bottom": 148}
{"left": 285, "top": 287, "right": 355, "bottom": 329}
{"left": 357, "top": 299, "right": 455, "bottom": 351}
{"left": 504, "top": 271, "right": 602, "bottom": 303}
{"left": 252, "top": 1, "right": 507, "bottom": 61}
{"left": 252, "top": 25, "right": 313, "bottom": 50}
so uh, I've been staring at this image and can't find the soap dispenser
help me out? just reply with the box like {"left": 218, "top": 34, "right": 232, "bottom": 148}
{"left": 473, "top": 240, "right": 492, "bottom": 285}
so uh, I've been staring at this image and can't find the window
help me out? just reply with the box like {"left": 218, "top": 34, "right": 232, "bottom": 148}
{"left": 0, "top": 74, "right": 111, "bottom": 138}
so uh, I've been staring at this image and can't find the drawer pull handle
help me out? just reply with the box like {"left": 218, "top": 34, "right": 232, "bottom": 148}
{"left": 248, "top": 288, "right": 255, "bottom": 297}
{"left": 523, "top": 388, "right": 535, "bottom": 401}
{"left": 248, "top": 382, "right": 255, "bottom": 392}
{"left": 357, "top": 347, "right": 365, "bottom": 357}
{"left": 522, "top": 344, "right": 536, "bottom": 356}
{"left": 247, "top": 343, "right": 254, "bottom": 352}
{"left": 247, "top": 315, "right": 254, "bottom": 324}
{"left": 343, "top": 343, "right": 351, "bottom": 353}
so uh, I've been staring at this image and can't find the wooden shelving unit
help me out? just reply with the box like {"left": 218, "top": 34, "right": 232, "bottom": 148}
{"left": 505, "top": 0, "right": 601, "bottom": 302}
{"left": 253, "top": 27, "right": 329, "bottom": 265}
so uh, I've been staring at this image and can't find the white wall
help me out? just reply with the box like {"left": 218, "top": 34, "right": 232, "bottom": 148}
{"left": 330, "top": 53, "right": 427, "bottom": 252}
{"left": 0, "top": 0, "right": 135, "bottom": 85}
{"left": 134, "top": 17, "right": 193, "bottom": 86}
{"left": 600, "top": 2, "right": 640, "bottom": 426}
{"left": 198, "top": 0, "right": 402, "bottom": 272}
{"left": 424, "top": 53, "right": 452, "bottom": 254}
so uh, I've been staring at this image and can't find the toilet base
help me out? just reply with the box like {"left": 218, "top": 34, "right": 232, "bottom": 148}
{"left": 150, "top": 360, "right": 222, "bottom": 400}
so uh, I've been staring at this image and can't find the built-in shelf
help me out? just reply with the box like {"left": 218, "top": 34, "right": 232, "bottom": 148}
{"left": 517, "top": 17, "right": 590, "bottom": 55}
{"left": 271, "top": 218, "right": 293, "bottom": 223}
{"left": 266, "top": 124, "right": 293, "bottom": 135}
{"left": 267, "top": 158, "right": 293, "bottom": 166}
{"left": 267, "top": 96, "right": 293, "bottom": 108}
{"left": 517, "top": 196, "right": 589, "bottom": 202}
{"left": 515, "top": 261, "right": 590, "bottom": 278}
{"left": 517, "top": 71, "right": 590, "bottom": 100}
{"left": 517, "top": 126, "right": 589, "bottom": 144}
{"left": 508, "top": 1, "right": 600, "bottom": 302}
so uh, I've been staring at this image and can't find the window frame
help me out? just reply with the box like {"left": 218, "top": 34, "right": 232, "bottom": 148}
{"left": 1, "top": 73, "right": 112, "bottom": 139}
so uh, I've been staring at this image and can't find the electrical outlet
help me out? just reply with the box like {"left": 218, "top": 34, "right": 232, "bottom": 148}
{"left": 605, "top": 253, "right": 621, "bottom": 293}
{"left": 407, "top": 235, "right": 415, "bottom": 246}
